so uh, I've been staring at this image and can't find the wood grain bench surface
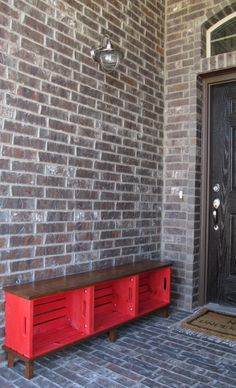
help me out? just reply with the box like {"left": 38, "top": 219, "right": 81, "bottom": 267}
{"left": 4, "top": 260, "right": 171, "bottom": 299}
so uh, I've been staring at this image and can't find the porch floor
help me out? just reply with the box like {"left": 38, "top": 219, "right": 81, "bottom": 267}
{"left": 1, "top": 309, "right": 236, "bottom": 387}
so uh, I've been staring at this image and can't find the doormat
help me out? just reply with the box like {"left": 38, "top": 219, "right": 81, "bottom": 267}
{"left": 181, "top": 308, "right": 236, "bottom": 342}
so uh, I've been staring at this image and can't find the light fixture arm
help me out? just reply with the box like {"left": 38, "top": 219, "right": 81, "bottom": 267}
{"left": 91, "top": 35, "right": 124, "bottom": 72}
{"left": 101, "top": 34, "right": 110, "bottom": 49}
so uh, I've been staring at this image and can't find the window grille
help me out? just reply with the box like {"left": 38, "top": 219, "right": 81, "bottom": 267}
{"left": 206, "top": 13, "right": 236, "bottom": 57}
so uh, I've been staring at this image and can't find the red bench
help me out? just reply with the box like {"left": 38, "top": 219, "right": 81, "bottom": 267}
{"left": 3, "top": 260, "right": 171, "bottom": 379}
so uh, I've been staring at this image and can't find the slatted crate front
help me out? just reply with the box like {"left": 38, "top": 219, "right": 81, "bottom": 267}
{"left": 33, "top": 288, "right": 93, "bottom": 357}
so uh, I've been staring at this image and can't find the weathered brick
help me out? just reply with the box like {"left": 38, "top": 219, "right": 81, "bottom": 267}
{"left": 15, "top": 110, "right": 46, "bottom": 127}
{"left": 17, "top": 85, "right": 49, "bottom": 104}
{"left": 42, "top": 81, "right": 71, "bottom": 99}
{"left": 0, "top": 1, "right": 19, "bottom": 19}
{"left": 12, "top": 20, "right": 44, "bottom": 44}
{"left": 49, "top": 119, "right": 76, "bottom": 134}
{"left": 23, "top": 14, "right": 53, "bottom": 37}
{"left": 10, "top": 259, "right": 43, "bottom": 272}
{"left": 7, "top": 94, "right": 39, "bottom": 114}
{"left": 2, "top": 145, "right": 37, "bottom": 161}
{"left": 46, "top": 37, "right": 73, "bottom": 57}
{"left": 19, "top": 61, "right": 50, "bottom": 80}
{"left": 0, "top": 79, "right": 15, "bottom": 92}
{"left": 8, "top": 68, "right": 41, "bottom": 90}
{"left": 51, "top": 74, "right": 77, "bottom": 91}
{"left": 12, "top": 161, "right": 43, "bottom": 174}
{"left": 22, "top": 37, "right": 53, "bottom": 59}
{"left": 13, "top": 0, "right": 46, "bottom": 22}
{"left": 1, "top": 247, "right": 34, "bottom": 263}
{"left": 47, "top": 17, "right": 71, "bottom": 36}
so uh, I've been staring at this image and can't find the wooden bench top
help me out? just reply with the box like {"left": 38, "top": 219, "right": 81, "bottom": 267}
{"left": 4, "top": 260, "right": 171, "bottom": 300}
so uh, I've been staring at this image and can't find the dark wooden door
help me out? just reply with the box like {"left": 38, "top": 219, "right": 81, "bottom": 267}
{"left": 207, "top": 80, "right": 236, "bottom": 305}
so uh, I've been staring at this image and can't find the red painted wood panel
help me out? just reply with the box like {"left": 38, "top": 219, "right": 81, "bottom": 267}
{"left": 5, "top": 292, "right": 33, "bottom": 358}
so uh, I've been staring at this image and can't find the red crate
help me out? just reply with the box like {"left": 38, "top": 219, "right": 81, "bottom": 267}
{"left": 138, "top": 267, "right": 171, "bottom": 315}
{"left": 94, "top": 275, "right": 138, "bottom": 332}
{"left": 5, "top": 288, "right": 94, "bottom": 358}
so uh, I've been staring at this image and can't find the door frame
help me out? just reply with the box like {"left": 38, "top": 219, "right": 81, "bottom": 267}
{"left": 199, "top": 68, "right": 236, "bottom": 305}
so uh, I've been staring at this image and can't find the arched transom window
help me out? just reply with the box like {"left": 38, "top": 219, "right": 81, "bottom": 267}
{"left": 207, "top": 13, "right": 236, "bottom": 57}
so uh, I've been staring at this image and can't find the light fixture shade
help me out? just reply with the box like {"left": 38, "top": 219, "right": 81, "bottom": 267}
{"left": 91, "top": 35, "right": 124, "bottom": 72}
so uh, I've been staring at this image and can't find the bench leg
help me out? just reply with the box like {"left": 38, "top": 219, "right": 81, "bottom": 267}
{"left": 108, "top": 328, "right": 118, "bottom": 343}
{"left": 7, "top": 351, "right": 15, "bottom": 368}
{"left": 25, "top": 360, "right": 34, "bottom": 379}
{"left": 162, "top": 307, "right": 169, "bottom": 318}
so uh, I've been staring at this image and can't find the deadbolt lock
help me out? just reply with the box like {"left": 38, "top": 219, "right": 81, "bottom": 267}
{"left": 213, "top": 184, "right": 220, "bottom": 192}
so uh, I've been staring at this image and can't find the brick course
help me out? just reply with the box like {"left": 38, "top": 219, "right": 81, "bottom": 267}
{"left": 0, "top": 0, "right": 165, "bottom": 363}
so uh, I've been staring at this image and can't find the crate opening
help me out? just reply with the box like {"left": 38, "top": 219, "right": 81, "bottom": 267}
{"left": 32, "top": 291, "right": 88, "bottom": 356}
{"left": 138, "top": 269, "right": 170, "bottom": 315}
{"left": 94, "top": 279, "right": 134, "bottom": 332}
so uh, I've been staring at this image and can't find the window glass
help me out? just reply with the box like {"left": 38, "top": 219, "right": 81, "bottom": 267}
{"left": 211, "top": 36, "right": 236, "bottom": 55}
{"left": 211, "top": 17, "right": 236, "bottom": 40}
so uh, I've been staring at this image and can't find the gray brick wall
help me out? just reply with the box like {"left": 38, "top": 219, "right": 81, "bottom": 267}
{"left": 164, "top": 0, "right": 236, "bottom": 311}
{"left": 0, "top": 0, "right": 165, "bottom": 362}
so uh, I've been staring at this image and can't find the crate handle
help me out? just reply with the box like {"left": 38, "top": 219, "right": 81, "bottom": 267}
{"left": 83, "top": 300, "right": 86, "bottom": 317}
{"left": 164, "top": 277, "right": 167, "bottom": 290}
{"left": 128, "top": 287, "right": 132, "bottom": 302}
{"left": 24, "top": 317, "right": 27, "bottom": 336}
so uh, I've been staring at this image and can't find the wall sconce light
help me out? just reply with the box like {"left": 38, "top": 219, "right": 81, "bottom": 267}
{"left": 91, "top": 35, "right": 124, "bottom": 73}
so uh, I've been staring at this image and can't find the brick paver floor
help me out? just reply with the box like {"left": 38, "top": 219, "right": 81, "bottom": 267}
{"left": 1, "top": 310, "right": 236, "bottom": 387}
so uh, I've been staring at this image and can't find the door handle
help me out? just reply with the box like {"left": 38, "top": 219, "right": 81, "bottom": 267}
{"left": 213, "top": 198, "right": 220, "bottom": 230}
{"left": 213, "top": 209, "right": 218, "bottom": 230}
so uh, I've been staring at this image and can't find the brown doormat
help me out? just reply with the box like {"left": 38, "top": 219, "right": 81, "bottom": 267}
{"left": 181, "top": 308, "right": 236, "bottom": 341}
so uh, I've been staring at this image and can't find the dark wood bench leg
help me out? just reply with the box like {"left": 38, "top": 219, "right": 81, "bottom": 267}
{"left": 108, "top": 328, "right": 118, "bottom": 343}
{"left": 162, "top": 307, "right": 169, "bottom": 318}
{"left": 25, "top": 360, "right": 34, "bottom": 379}
{"left": 7, "top": 351, "right": 15, "bottom": 368}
